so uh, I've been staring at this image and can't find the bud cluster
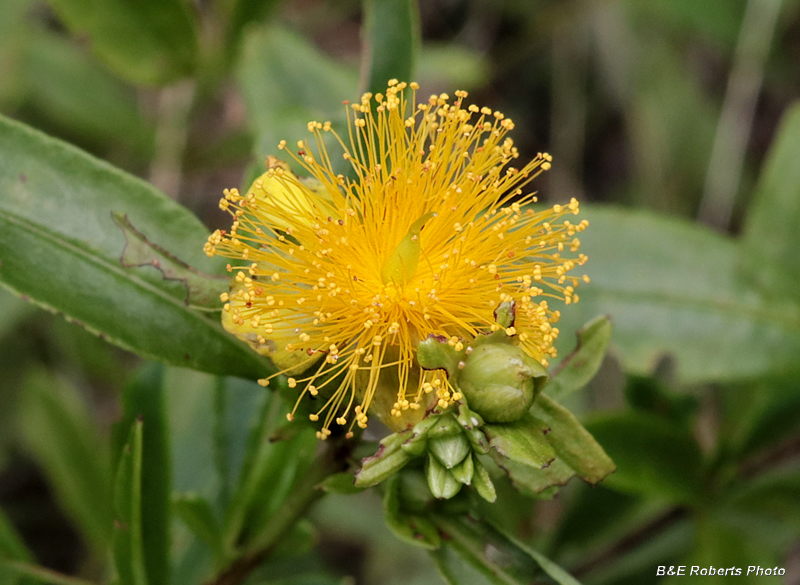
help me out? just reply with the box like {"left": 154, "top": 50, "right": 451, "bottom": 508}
{"left": 355, "top": 301, "right": 553, "bottom": 500}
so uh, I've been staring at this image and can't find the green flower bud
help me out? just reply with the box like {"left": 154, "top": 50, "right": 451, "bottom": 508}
{"left": 426, "top": 455, "right": 462, "bottom": 499}
{"left": 429, "top": 433, "right": 471, "bottom": 469}
{"left": 450, "top": 452, "right": 474, "bottom": 485}
{"left": 458, "top": 344, "right": 549, "bottom": 423}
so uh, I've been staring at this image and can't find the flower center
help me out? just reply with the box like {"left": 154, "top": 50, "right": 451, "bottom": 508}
{"left": 380, "top": 212, "right": 437, "bottom": 286}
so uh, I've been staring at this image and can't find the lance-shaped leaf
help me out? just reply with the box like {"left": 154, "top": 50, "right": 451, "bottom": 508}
{"left": 0, "top": 506, "right": 32, "bottom": 562}
{"left": 45, "top": 0, "right": 198, "bottom": 85}
{"left": 533, "top": 394, "right": 615, "bottom": 485}
{"left": 493, "top": 456, "right": 575, "bottom": 497}
{"left": 111, "top": 364, "right": 171, "bottom": 585}
{"left": 113, "top": 420, "right": 146, "bottom": 585}
{"left": 18, "top": 371, "right": 112, "bottom": 558}
{"left": 546, "top": 315, "right": 612, "bottom": 401}
{"left": 554, "top": 206, "right": 800, "bottom": 383}
{"left": 361, "top": 0, "right": 420, "bottom": 95}
{"left": 114, "top": 212, "right": 226, "bottom": 310}
{"left": 173, "top": 493, "right": 224, "bottom": 565}
{"left": 0, "top": 115, "right": 270, "bottom": 378}
{"left": 740, "top": 104, "right": 800, "bottom": 303}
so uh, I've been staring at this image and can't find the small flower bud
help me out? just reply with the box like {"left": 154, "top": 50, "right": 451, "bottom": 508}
{"left": 458, "top": 344, "right": 549, "bottom": 422}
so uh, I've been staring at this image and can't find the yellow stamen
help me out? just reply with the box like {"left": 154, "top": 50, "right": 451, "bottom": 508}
{"left": 207, "top": 81, "right": 587, "bottom": 437}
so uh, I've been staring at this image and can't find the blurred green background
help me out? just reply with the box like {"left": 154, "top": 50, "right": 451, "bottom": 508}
{"left": 1, "top": 0, "right": 800, "bottom": 583}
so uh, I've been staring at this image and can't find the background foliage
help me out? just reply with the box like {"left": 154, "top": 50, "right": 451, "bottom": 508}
{"left": 1, "top": 0, "right": 800, "bottom": 583}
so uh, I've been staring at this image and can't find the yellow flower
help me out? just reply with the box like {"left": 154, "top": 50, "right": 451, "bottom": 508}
{"left": 205, "top": 80, "right": 588, "bottom": 439}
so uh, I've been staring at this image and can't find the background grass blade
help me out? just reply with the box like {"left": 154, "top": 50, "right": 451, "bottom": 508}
{"left": 361, "top": 0, "right": 420, "bottom": 94}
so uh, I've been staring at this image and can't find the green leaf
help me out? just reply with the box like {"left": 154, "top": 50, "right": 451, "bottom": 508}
{"left": 629, "top": 0, "right": 746, "bottom": 50}
{"left": 224, "top": 0, "right": 281, "bottom": 60}
{"left": 431, "top": 543, "right": 507, "bottom": 585}
{"left": 487, "top": 521, "right": 583, "bottom": 585}
{"left": 224, "top": 425, "right": 317, "bottom": 552}
{"left": 173, "top": 493, "right": 223, "bottom": 564}
{"left": 215, "top": 376, "right": 277, "bottom": 507}
{"left": 270, "top": 519, "right": 316, "bottom": 558}
{"left": 0, "top": 506, "right": 32, "bottom": 561}
{"left": 166, "top": 368, "right": 219, "bottom": 502}
{"left": 165, "top": 369, "right": 218, "bottom": 582}
{"left": 584, "top": 411, "right": 704, "bottom": 505}
{"left": 22, "top": 29, "right": 152, "bottom": 154}
{"left": 724, "top": 465, "right": 800, "bottom": 535}
{"left": 112, "top": 420, "right": 147, "bottom": 585}
{"left": 430, "top": 516, "right": 543, "bottom": 585}
{"left": 555, "top": 206, "right": 800, "bottom": 383}
{"left": 17, "top": 370, "right": 112, "bottom": 557}
{"left": 354, "top": 431, "right": 413, "bottom": 488}
{"left": 546, "top": 316, "right": 612, "bottom": 401}
{"left": 663, "top": 516, "right": 778, "bottom": 585}
{"left": 111, "top": 364, "right": 171, "bottom": 585}
{"left": 493, "top": 456, "right": 574, "bottom": 497}
{"left": 237, "top": 25, "right": 357, "bottom": 169}
{"left": 0, "top": 561, "right": 96, "bottom": 585}
{"left": 0, "top": 114, "right": 271, "bottom": 378}
{"left": 483, "top": 414, "right": 555, "bottom": 469}
{"left": 361, "top": 0, "right": 420, "bottom": 94}
{"left": 718, "top": 376, "right": 800, "bottom": 459}
{"left": 740, "top": 103, "right": 800, "bottom": 302}
{"left": 113, "top": 212, "right": 226, "bottom": 310}
{"left": 44, "top": 0, "right": 197, "bottom": 85}
{"left": 382, "top": 475, "right": 440, "bottom": 549}
{"left": 0, "top": 0, "right": 29, "bottom": 110}
{"left": 533, "top": 394, "right": 615, "bottom": 485}
{"left": 0, "top": 287, "right": 33, "bottom": 341}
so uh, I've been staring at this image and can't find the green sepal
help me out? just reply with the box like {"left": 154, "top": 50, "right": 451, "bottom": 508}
{"left": 471, "top": 301, "right": 517, "bottom": 347}
{"left": 456, "top": 403, "right": 484, "bottom": 430}
{"left": 483, "top": 414, "right": 555, "bottom": 469}
{"left": 465, "top": 428, "right": 490, "bottom": 455}
{"left": 400, "top": 416, "right": 438, "bottom": 457}
{"left": 494, "top": 301, "right": 516, "bottom": 328}
{"left": 471, "top": 456, "right": 497, "bottom": 502}
{"left": 383, "top": 475, "right": 441, "bottom": 550}
{"left": 416, "top": 335, "right": 465, "bottom": 378}
{"left": 426, "top": 454, "right": 462, "bottom": 499}
{"left": 354, "top": 430, "right": 413, "bottom": 488}
{"left": 450, "top": 452, "right": 474, "bottom": 485}
{"left": 428, "top": 413, "right": 462, "bottom": 439}
{"left": 429, "top": 433, "right": 471, "bottom": 469}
